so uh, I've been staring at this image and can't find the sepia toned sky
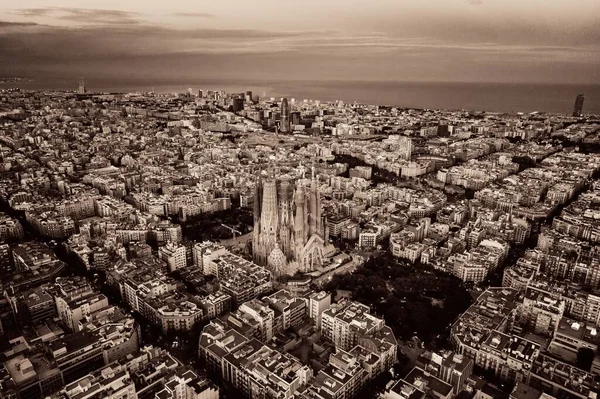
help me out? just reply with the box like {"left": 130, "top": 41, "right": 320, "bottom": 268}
{"left": 1, "top": 0, "right": 599, "bottom": 84}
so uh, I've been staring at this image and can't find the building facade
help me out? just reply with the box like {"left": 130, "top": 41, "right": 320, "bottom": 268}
{"left": 253, "top": 177, "right": 325, "bottom": 276}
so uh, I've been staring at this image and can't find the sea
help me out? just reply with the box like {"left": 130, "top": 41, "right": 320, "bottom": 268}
{"left": 2, "top": 78, "right": 599, "bottom": 115}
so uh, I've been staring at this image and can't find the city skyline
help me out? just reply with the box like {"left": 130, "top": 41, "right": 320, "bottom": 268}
{"left": 1, "top": 83, "right": 600, "bottom": 399}
{"left": 1, "top": 1, "right": 600, "bottom": 85}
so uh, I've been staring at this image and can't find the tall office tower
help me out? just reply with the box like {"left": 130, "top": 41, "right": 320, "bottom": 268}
{"left": 253, "top": 177, "right": 324, "bottom": 276}
{"left": 280, "top": 98, "right": 290, "bottom": 133}
{"left": 291, "top": 111, "right": 301, "bottom": 126}
{"left": 232, "top": 97, "right": 245, "bottom": 112}
{"left": 398, "top": 136, "right": 414, "bottom": 160}
{"left": 78, "top": 77, "right": 86, "bottom": 94}
{"left": 573, "top": 94, "right": 585, "bottom": 117}
{"left": 245, "top": 91, "right": 253, "bottom": 103}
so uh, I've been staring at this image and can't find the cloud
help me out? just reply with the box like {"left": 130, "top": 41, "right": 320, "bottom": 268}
{"left": 0, "top": 22, "right": 595, "bottom": 62}
{"left": 12, "top": 8, "right": 53, "bottom": 17}
{"left": 177, "top": 28, "right": 314, "bottom": 39}
{"left": 258, "top": 33, "right": 592, "bottom": 58}
{"left": 0, "top": 20, "right": 40, "bottom": 27}
{"left": 526, "top": 46, "right": 581, "bottom": 53}
{"left": 0, "top": 23, "right": 332, "bottom": 63}
{"left": 0, "top": 10, "right": 598, "bottom": 85}
{"left": 173, "top": 12, "right": 216, "bottom": 18}
{"left": 12, "top": 7, "right": 143, "bottom": 25}
{"left": 349, "top": 6, "right": 600, "bottom": 48}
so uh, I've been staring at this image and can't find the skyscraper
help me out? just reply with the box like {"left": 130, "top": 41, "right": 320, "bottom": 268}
{"left": 78, "top": 77, "right": 86, "bottom": 94}
{"left": 291, "top": 111, "right": 301, "bottom": 126}
{"left": 398, "top": 136, "right": 413, "bottom": 160}
{"left": 232, "top": 97, "right": 245, "bottom": 113}
{"left": 280, "top": 98, "right": 290, "bottom": 133}
{"left": 253, "top": 177, "right": 324, "bottom": 276}
{"left": 572, "top": 94, "right": 584, "bottom": 117}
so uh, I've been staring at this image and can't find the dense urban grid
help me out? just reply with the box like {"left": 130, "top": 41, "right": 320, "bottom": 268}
{"left": 0, "top": 86, "right": 599, "bottom": 399}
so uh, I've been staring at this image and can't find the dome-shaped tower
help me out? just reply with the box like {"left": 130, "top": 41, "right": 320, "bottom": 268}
{"left": 268, "top": 245, "right": 287, "bottom": 275}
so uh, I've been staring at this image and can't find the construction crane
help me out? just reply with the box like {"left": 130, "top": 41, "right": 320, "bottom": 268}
{"left": 221, "top": 224, "right": 242, "bottom": 239}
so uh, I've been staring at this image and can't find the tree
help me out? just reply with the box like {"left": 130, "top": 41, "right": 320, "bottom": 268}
{"left": 325, "top": 251, "right": 473, "bottom": 344}
{"left": 511, "top": 155, "right": 536, "bottom": 172}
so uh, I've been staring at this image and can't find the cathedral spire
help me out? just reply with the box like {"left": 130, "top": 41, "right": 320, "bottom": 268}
{"left": 254, "top": 177, "right": 324, "bottom": 276}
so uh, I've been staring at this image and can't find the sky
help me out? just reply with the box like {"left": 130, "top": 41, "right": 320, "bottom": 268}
{"left": 1, "top": 0, "right": 599, "bottom": 85}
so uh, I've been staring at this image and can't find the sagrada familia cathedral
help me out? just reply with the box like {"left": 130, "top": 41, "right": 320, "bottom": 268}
{"left": 253, "top": 175, "right": 326, "bottom": 276}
